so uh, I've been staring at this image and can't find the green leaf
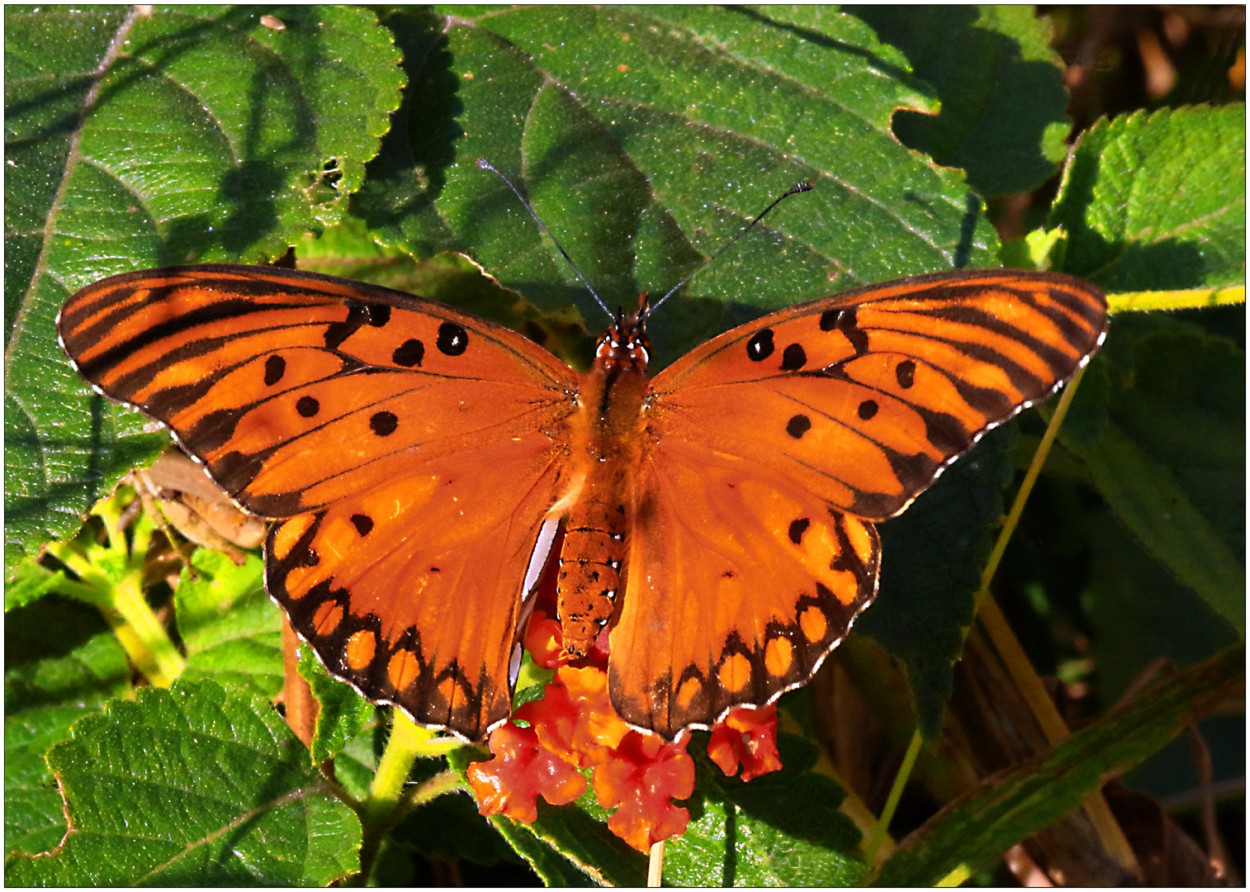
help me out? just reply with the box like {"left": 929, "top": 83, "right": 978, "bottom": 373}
{"left": 176, "top": 549, "right": 284, "bottom": 695}
{"left": 1088, "top": 520, "right": 1241, "bottom": 703}
{"left": 5, "top": 703, "right": 97, "bottom": 857}
{"left": 4, "top": 681, "right": 362, "bottom": 886}
{"left": 858, "top": 426, "right": 1014, "bottom": 737}
{"left": 331, "top": 718, "right": 385, "bottom": 804}
{"left": 5, "top": 594, "right": 132, "bottom": 714}
{"left": 1065, "top": 317, "right": 1245, "bottom": 631}
{"left": 298, "top": 644, "right": 376, "bottom": 765}
{"left": 872, "top": 643, "right": 1244, "bottom": 886}
{"left": 491, "top": 803, "right": 637, "bottom": 886}
{"left": 4, "top": 555, "right": 68, "bottom": 612}
{"left": 363, "top": 6, "right": 997, "bottom": 363}
{"left": 1049, "top": 104, "right": 1246, "bottom": 290}
{"left": 3, "top": 6, "right": 131, "bottom": 324}
{"left": 851, "top": 6, "right": 1073, "bottom": 197}
{"left": 667, "top": 735, "right": 868, "bottom": 886}
{"left": 389, "top": 787, "right": 527, "bottom": 873}
{"left": 5, "top": 5, "right": 404, "bottom": 577}
{"left": 5, "top": 596, "right": 133, "bottom": 857}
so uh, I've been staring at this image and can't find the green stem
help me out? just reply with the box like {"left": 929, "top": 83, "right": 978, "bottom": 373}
{"left": 109, "top": 569, "right": 186, "bottom": 686}
{"left": 363, "top": 711, "right": 430, "bottom": 829}
{"left": 358, "top": 713, "right": 464, "bottom": 882}
{"left": 865, "top": 730, "right": 922, "bottom": 868}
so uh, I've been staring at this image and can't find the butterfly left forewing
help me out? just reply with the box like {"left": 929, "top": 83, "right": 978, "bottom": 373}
{"left": 59, "top": 266, "right": 577, "bottom": 516}
{"left": 649, "top": 270, "right": 1107, "bottom": 520}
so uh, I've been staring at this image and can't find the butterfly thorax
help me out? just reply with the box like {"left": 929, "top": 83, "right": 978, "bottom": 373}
{"left": 555, "top": 302, "right": 652, "bottom": 658}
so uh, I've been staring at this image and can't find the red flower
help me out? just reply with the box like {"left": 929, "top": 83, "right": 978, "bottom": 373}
{"left": 466, "top": 722, "right": 587, "bottom": 824}
{"left": 470, "top": 605, "right": 783, "bottom": 852}
{"left": 522, "top": 609, "right": 567, "bottom": 670}
{"left": 591, "top": 729, "right": 696, "bottom": 852}
{"left": 707, "top": 704, "right": 783, "bottom": 782}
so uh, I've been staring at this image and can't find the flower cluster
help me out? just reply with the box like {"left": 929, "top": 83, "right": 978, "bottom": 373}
{"left": 466, "top": 605, "right": 784, "bottom": 851}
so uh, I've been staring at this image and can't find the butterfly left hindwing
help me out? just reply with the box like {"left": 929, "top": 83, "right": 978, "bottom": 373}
{"left": 604, "top": 269, "right": 1106, "bottom": 735}
{"left": 609, "top": 435, "right": 880, "bottom": 737}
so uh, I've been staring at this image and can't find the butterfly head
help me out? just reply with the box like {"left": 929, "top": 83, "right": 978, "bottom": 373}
{"left": 596, "top": 293, "right": 653, "bottom": 372}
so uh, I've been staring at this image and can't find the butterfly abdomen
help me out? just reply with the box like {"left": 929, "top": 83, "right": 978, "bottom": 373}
{"left": 557, "top": 509, "right": 627, "bottom": 657}
{"left": 556, "top": 306, "right": 652, "bottom": 659}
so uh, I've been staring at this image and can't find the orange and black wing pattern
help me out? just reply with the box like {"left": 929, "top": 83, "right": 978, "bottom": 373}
{"left": 60, "top": 265, "right": 579, "bottom": 740}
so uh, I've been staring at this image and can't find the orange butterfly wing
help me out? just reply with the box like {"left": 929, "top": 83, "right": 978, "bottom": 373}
{"left": 608, "top": 270, "right": 1107, "bottom": 736}
{"left": 60, "top": 265, "right": 578, "bottom": 740}
{"left": 62, "top": 263, "right": 1107, "bottom": 742}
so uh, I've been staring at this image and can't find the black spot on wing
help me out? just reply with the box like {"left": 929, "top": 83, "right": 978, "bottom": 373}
{"left": 746, "top": 329, "right": 775, "bottom": 362}
{"left": 392, "top": 339, "right": 425, "bottom": 368}
{"left": 264, "top": 355, "right": 286, "bottom": 385}
{"left": 785, "top": 414, "right": 811, "bottom": 439}
{"left": 325, "top": 301, "right": 390, "bottom": 351}
{"left": 370, "top": 411, "right": 398, "bottom": 436}
{"left": 780, "top": 343, "right": 807, "bottom": 371}
{"left": 437, "top": 322, "right": 468, "bottom": 356}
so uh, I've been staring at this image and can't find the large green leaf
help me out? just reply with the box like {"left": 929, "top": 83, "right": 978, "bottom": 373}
{"left": 1074, "top": 323, "right": 1244, "bottom": 631}
{"left": 666, "top": 736, "right": 868, "bottom": 886}
{"left": 4, "top": 681, "right": 362, "bottom": 885}
{"left": 4, "top": 5, "right": 404, "bottom": 577}
{"left": 1049, "top": 104, "right": 1245, "bottom": 290}
{"left": 5, "top": 597, "right": 133, "bottom": 856}
{"left": 851, "top": 6, "right": 1073, "bottom": 197}
{"left": 1053, "top": 107, "right": 1246, "bottom": 631}
{"left": 361, "top": 5, "right": 999, "bottom": 363}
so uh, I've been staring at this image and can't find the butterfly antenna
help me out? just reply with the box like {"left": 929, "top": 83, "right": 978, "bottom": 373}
{"left": 477, "top": 158, "right": 612, "bottom": 319}
{"left": 648, "top": 180, "right": 814, "bottom": 314}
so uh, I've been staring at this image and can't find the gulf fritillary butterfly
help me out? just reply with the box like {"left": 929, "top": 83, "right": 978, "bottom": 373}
{"left": 59, "top": 259, "right": 1106, "bottom": 741}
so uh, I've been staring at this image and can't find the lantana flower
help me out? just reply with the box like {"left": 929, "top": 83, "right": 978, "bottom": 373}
{"left": 469, "top": 594, "right": 782, "bottom": 851}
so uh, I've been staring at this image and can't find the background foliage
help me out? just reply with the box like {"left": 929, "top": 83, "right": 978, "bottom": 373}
{"left": 5, "top": 5, "right": 1244, "bottom": 886}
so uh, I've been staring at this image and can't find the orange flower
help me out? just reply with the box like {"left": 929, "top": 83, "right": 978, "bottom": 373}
{"left": 706, "top": 704, "right": 783, "bottom": 782}
{"left": 466, "top": 722, "right": 586, "bottom": 824}
{"left": 524, "top": 665, "right": 631, "bottom": 765}
{"left": 591, "top": 729, "right": 696, "bottom": 851}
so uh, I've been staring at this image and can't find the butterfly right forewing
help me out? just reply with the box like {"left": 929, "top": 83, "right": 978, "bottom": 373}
{"left": 61, "top": 265, "right": 582, "bottom": 740}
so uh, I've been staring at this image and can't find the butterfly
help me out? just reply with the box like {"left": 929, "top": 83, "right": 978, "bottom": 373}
{"left": 59, "top": 263, "right": 1107, "bottom": 741}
